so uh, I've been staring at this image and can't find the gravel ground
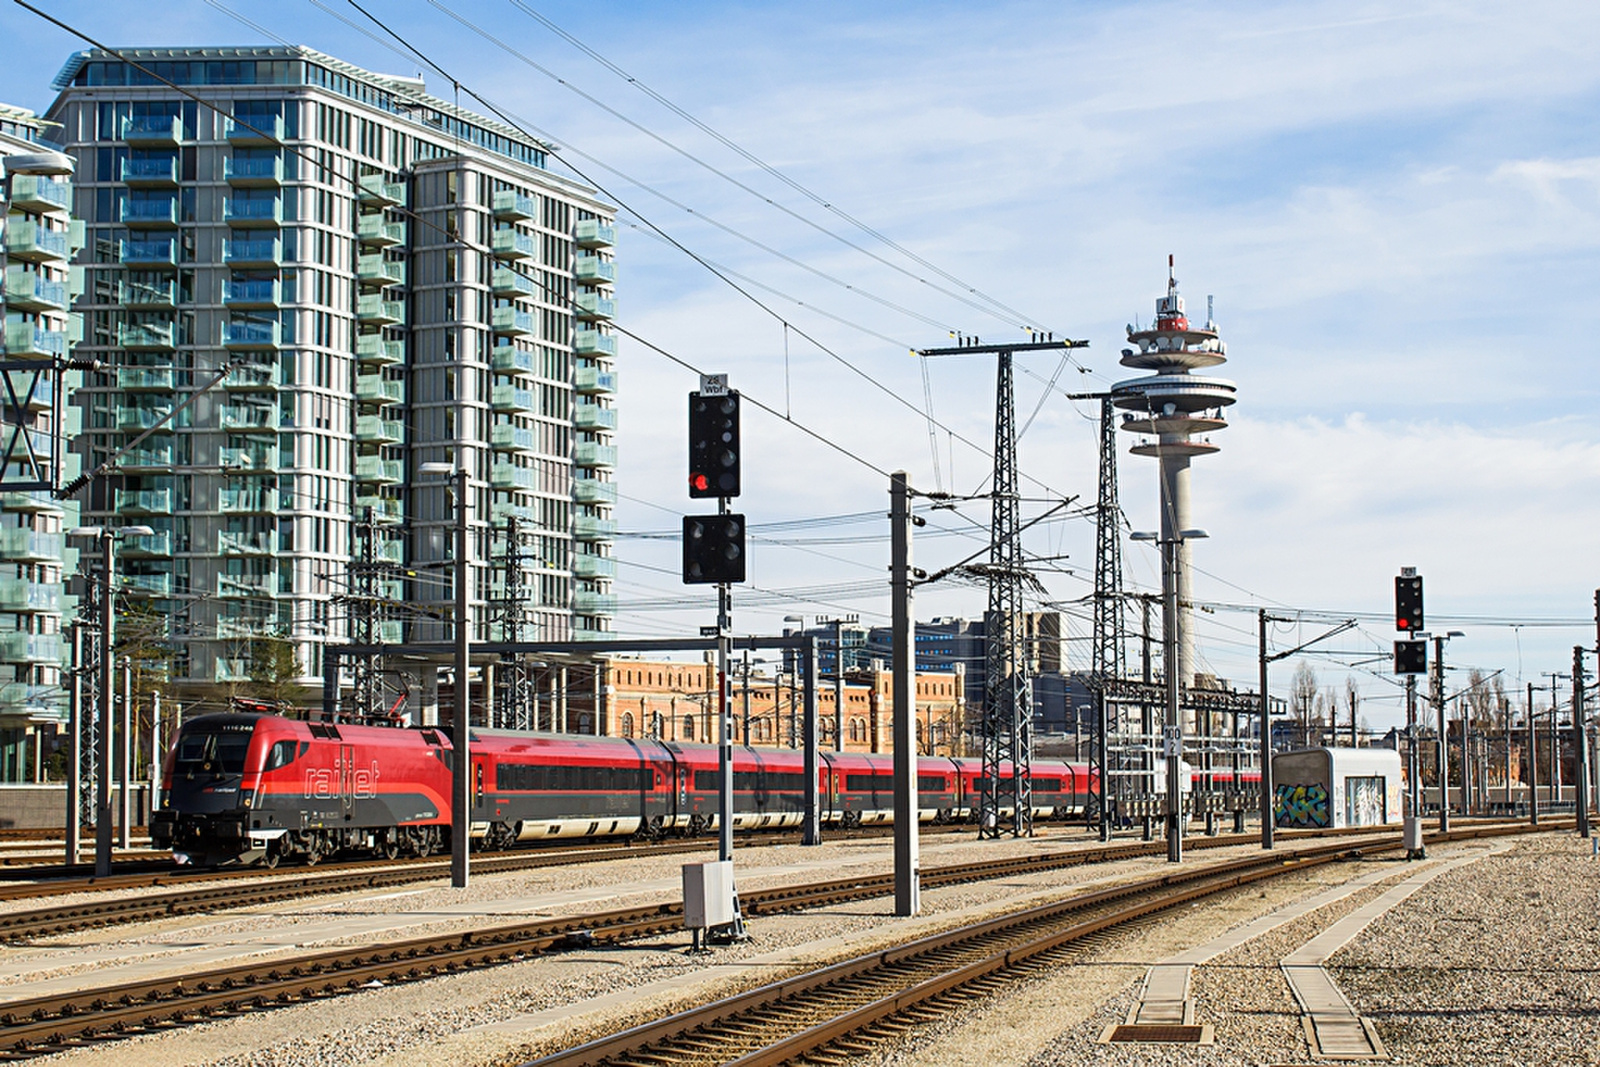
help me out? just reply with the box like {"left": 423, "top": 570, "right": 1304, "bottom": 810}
{"left": 20, "top": 828, "right": 1580, "bottom": 1067}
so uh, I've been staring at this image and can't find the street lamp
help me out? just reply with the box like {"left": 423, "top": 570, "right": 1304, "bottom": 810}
{"left": 67, "top": 524, "right": 154, "bottom": 878}
{"left": 418, "top": 461, "right": 470, "bottom": 889}
{"left": 1132, "top": 526, "right": 1207, "bottom": 864}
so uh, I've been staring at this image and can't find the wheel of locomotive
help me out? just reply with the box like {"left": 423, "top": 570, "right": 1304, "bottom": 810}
{"left": 261, "top": 841, "right": 281, "bottom": 869}
{"left": 378, "top": 833, "right": 399, "bottom": 861}
{"left": 646, "top": 814, "right": 668, "bottom": 840}
{"left": 687, "top": 813, "right": 708, "bottom": 836}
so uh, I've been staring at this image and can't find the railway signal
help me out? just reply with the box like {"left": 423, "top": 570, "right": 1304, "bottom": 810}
{"left": 688, "top": 388, "right": 741, "bottom": 499}
{"left": 1395, "top": 570, "right": 1423, "bottom": 632}
{"left": 1394, "top": 639, "right": 1427, "bottom": 675}
{"left": 682, "top": 514, "right": 746, "bottom": 584}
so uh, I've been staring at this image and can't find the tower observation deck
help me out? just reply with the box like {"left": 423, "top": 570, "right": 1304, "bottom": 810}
{"left": 1110, "top": 258, "right": 1235, "bottom": 705}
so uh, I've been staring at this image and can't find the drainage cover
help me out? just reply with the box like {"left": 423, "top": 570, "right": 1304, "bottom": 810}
{"left": 1100, "top": 1023, "right": 1212, "bottom": 1045}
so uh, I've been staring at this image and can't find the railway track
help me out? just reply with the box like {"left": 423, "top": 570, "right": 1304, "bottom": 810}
{"left": 531, "top": 821, "right": 1543, "bottom": 1066}
{"left": 0, "top": 820, "right": 1546, "bottom": 1060}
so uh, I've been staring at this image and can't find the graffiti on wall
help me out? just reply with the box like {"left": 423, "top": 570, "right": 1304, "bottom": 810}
{"left": 1274, "top": 782, "right": 1330, "bottom": 828}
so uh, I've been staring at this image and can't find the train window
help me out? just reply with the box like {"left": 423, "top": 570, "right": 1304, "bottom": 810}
{"left": 917, "top": 775, "right": 948, "bottom": 792}
{"left": 694, "top": 771, "right": 807, "bottom": 792}
{"left": 263, "top": 740, "right": 298, "bottom": 771}
{"left": 298, "top": 741, "right": 310, "bottom": 759}
{"left": 173, "top": 729, "right": 252, "bottom": 774}
{"left": 844, "top": 773, "right": 895, "bottom": 792}
{"left": 495, "top": 763, "right": 648, "bottom": 792}
{"left": 1033, "top": 778, "right": 1062, "bottom": 792}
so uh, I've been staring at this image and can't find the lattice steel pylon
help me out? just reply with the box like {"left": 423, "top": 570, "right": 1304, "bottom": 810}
{"left": 1090, "top": 394, "right": 1128, "bottom": 831}
{"left": 979, "top": 351, "right": 1033, "bottom": 838}
{"left": 74, "top": 565, "right": 104, "bottom": 835}
{"left": 341, "top": 507, "right": 392, "bottom": 723}
{"left": 492, "top": 514, "right": 536, "bottom": 730}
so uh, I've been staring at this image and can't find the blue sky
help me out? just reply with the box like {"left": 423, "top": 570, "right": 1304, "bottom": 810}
{"left": 6, "top": 0, "right": 1599, "bottom": 729}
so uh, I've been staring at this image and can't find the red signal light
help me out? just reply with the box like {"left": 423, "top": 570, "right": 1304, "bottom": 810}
{"left": 690, "top": 472, "right": 710, "bottom": 492}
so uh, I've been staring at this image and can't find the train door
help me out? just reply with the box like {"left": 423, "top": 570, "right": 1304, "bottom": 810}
{"left": 338, "top": 744, "right": 354, "bottom": 820}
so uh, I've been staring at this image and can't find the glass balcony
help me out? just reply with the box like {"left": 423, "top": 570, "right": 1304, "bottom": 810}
{"left": 120, "top": 530, "right": 172, "bottom": 557}
{"left": 574, "top": 515, "right": 618, "bottom": 540}
{"left": 574, "top": 254, "right": 615, "bottom": 286}
{"left": 0, "top": 528, "right": 64, "bottom": 562}
{"left": 120, "top": 156, "right": 179, "bottom": 186}
{"left": 572, "top": 478, "right": 618, "bottom": 504}
{"left": 219, "top": 402, "right": 277, "bottom": 431}
{"left": 491, "top": 267, "right": 536, "bottom": 298}
{"left": 357, "top": 215, "right": 404, "bottom": 247}
{"left": 356, "top": 373, "right": 403, "bottom": 406}
{"left": 118, "top": 322, "right": 175, "bottom": 349}
{"left": 491, "top": 423, "right": 537, "bottom": 454}
{"left": 117, "top": 366, "right": 175, "bottom": 391}
{"left": 492, "top": 228, "right": 536, "bottom": 260}
{"left": 223, "top": 279, "right": 280, "bottom": 308}
{"left": 356, "top": 335, "right": 403, "bottom": 365}
{"left": 355, "top": 494, "right": 403, "bottom": 524}
{"left": 574, "top": 402, "right": 617, "bottom": 431}
{"left": 120, "top": 198, "right": 178, "bottom": 228}
{"left": 574, "top": 292, "right": 616, "bottom": 321}
{"left": 357, "top": 295, "right": 404, "bottom": 326}
{"left": 575, "top": 366, "right": 617, "bottom": 395}
{"left": 574, "top": 329, "right": 617, "bottom": 357}
{"left": 7, "top": 222, "right": 70, "bottom": 263}
{"left": 356, "top": 415, "right": 403, "bottom": 444}
{"left": 213, "top": 657, "right": 250, "bottom": 682}
{"left": 3, "top": 267, "right": 66, "bottom": 313}
{"left": 490, "top": 500, "right": 535, "bottom": 524}
{"left": 574, "top": 442, "right": 618, "bottom": 469}
{"left": 490, "top": 463, "right": 535, "bottom": 491}
{"left": 357, "top": 254, "right": 405, "bottom": 289}
{"left": 219, "top": 443, "right": 277, "bottom": 470}
{"left": 491, "top": 345, "right": 535, "bottom": 376}
{"left": 223, "top": 362, "right": 277, "bottom": 391}
{"left": 223, "top": 155, "right": 283, "bottom": 186}
{"left": 223, "top": 197, "right": 282, "bottom": 228}
{"left": 9, "top": 174, "right": 72, "bottom": 212}
{"left": 217, "top": 572, "right": 275, "bottom": 598}
{"left": 218, "top": 529, "right": 275, "bottom": 554}
{"left": 119, "top": 237, "right": 177, "bottom": 269}
{"left": 0, "top": 491, "right": 64, "bottom": 513}
{"left": 574, "top": 219, "right": 616, "bottom": 248}
{"left": 121, "top": 443, "right": 173, "bottom": 470}
{"left": 17, "top": 379, "right": 50, "bottom": 412}
{"left": 492, "top": 189, "right": 536, "bottom": 221}
{"left": 357, "top": 174, "right": 405, "bottom": 207}
{"left": 0, "top": 632, "right": 62, "bottom": 662}
{"left": 223, "top": 238, "right": 280, "bottom": 268}
{"left": 222, "top": 320, "right": 279, "bottom": 349}
{"left": 573, "top": 590, "right": 618, "bottom": 615}
{"left": 117, "top": 403, "right": 173, "bottom": 431}
{"left": 492, "top": 306, "right": 534, "bottom": 336}
{"left": 573, "top": 554, "right": 617, "bottom": 579}
{"left": 355, "top": 456, "right": 403, "bottom": 484}
{"left": 4, "top": 323, "right": 66, "bottom": 358}
{"left": 115, "top": 487, "right": 173, "bottom": 514}
{"left": 226, "top": 115, "right": 284, "bottom": 143}
{"left": 123, "top": 572, "right": 172, "bottom": 598}
{"left": 120, "top": 277, "right": 176, "bottom": 306}
{"left": 121, "top": 115, "right": 183, "bottom": 144}
{"left": 491, "top": 384, "right": 535, "bottom": 414}
{"left": 0, "top": 580, "right": 61, "bottom": 613}
{"left": 220, "top": 486, "right": 274, "bottom": 512}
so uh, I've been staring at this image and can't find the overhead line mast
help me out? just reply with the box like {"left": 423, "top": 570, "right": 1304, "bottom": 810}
{"left": 918, "top": 335, "right": 1088, "bottom": 839}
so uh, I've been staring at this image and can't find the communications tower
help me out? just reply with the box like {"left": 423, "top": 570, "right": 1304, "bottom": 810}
{"left": 1111, "top": 258, "right": 1235, "bottom": 718}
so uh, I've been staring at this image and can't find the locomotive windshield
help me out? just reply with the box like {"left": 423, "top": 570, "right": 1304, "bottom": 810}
{"left": 174, "top": 726, "right": 253, "bottom": 775}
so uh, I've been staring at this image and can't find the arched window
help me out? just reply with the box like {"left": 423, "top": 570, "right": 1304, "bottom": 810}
{"left": 682, "top": 716, "right": 695, "bottom": 741}
{"left": 621, "top": 712, "right": 635, "bottom": 739}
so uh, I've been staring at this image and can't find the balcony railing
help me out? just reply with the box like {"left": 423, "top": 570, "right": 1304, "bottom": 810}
{"left": 357, "top": 174, "right": 405, "bottom": 207}
{"left": 574, "top": 403, "right": 617, "bottom": 431}
{"left": 355, "top": 456, "right": 403, "bottom": 484}
{"left": 5, "top": 323, "right": 66, "bottom": 358}
{"left": 355, "top": 494, "right": 403, "bottom": 524}
{"left": 573, "top": 590, "right": 618, "bottom": 615}
{"left": 491, "top": 385, "right": 535, "bottom": 414}
{"left": 357, "top": 215, "right": 404, "bottom": 246}
{"left": 122, "top": 444, "right": 174, "bottom": 470}
{"left": 492, "top": 189, "right": 536, "bottom": 220}
{"left": 222, "top": 238, "right": 280, "bottom": 268}
{"left": 217, "top": 572, "right": 275, "bottom": 598}
{"left": 356, "top": 415, "right": 404, "bottom": 444}
{"left": 573, "top": 554, "right": 617, "bottom": 579}
{"left": 222, "top": 197, "right": 282, "bottom": 228}
{"left": 119, "top": 323, "right": 175, "bottom": 349}
{"left": 223, "top": 363, "right": 277, "bottom": 391}
{"left": 574, "top": 292, "right": 616, "bottom": 321}
{"left": 0, "top": 632, "right": 62, "bottom": 662}
{"left": 491, "top": 345, "right": 535, "bottom": 376}
{"left": 574, "top": 219, "right": 616, "bottom": 248}
{"left": 492, "top": 228, "right": 536, "bottom": 260}
{"left": 491, "top": 423, "right": 537, "bottom": 454}
{"left": 120, "top": 157, "right": 179, "bottom": 186}
{"left": 120, "top": 198, "right": 178, "bottom": 228}
{"left": 219, "top": 444, "right": 278, "bottom": 470}
{"left": 120, "top": 277, "right": 176, "bottom": 306}
{"left": 121, "top": 115, "right": 183, "bottom": 143}
{"left": 574, "top": 330, "right": 617, "bottom": 357}
{"left": 356, "top": 374, "right": 403, "bottom": 406}
{"left": 120, "top": 530, "right": 171, "bottom": 557}
{"left": 225, "top": 115, "right": 284, "bottom": 143}
{"left": 356, "top": 254, "right": 406, "bottom": 289}
{"left": 573, "top": 515, "right": 618, "bottom": 540}
{"left": 491, "top": 307, "right": 534, "bottom": 336}
{"left": 356, "top": 295, "right": 404, "bottom": 325}
{"left": 491, "top": 267, "right": 536, "bottom": 298}
{"left": 222, "top": 320, "right": 280, "bottom": 349}
{"left": 117, "top": 403, "right": 173, "bottom": 431}
{"left": 220, "top": 486, "right": 273, "bottom": 511}
{"left": 574, "top": 442, "right": 618, "bottom": 469}
{"left": 0, "top": 528, "right": 64, "bottom": 562}
{"left": 8, "top": 222, "right": 71, "bottom": 263}
{"left": 123, "top": 572, "right": 173, "bottom": 598}
{"left": 115, "top": 487, "right": 173, "bottom": 514}
{"left": 574, "top": 255, "right": 615, "bottom": 286}
{"left": 223, "top": 279, "right": 280, "bottom": 308}
{"left": 490, "top": 463, "right": 535, "bottom": 491}
{"left": 219, "top": 403, "right": 277, "bottom": 431}
{"left": 117, "top": 366, "right": 175, "bottom": 391}
{"left": 8, "top": 174, "right": 72, "bottom": 211}
{"left": 3, "top": 268, "right": 66, "bottom": 312}
{"left": 575, "top": 367, "right": 618, "bottom": 394}
{"left": 223, "top": 156, "right": 283, "bottom": 186}
{"left": 356, "top": 335, "right": 403, "bottom": 365}
{"left": 572, "top": 478, "right": 618, "bottom": 504}
{"left": 219, "top": 530, "right": 275, "bottom": 555}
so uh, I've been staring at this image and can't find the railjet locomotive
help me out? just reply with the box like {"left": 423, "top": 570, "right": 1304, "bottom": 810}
{"left": 152, "top": 711, "right": 1100, "bottom": 866}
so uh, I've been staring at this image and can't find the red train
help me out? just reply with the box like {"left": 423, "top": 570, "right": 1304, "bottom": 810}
{"left": 152, "top": 711, "right": 1101, "bottom": 866}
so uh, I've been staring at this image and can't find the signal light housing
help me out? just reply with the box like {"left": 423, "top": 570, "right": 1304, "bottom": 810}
{"left": 688, "top": 391, "right": 740, "bottom": 499}
{"left": 682, "top": 514, "right": 746, "bottom": 584}
{"left": 1394, "top": 640, "right": 1427, "bottom": 675}
{"left": 1394, "top": 574, "right": 1424, "bottom": 632}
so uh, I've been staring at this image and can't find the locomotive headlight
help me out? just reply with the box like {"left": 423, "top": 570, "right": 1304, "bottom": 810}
{"left": 239, "top": 789, "right": 255, "bottom": 809}
{"left": 158, "top": 789, "right": 170, "bottom": 809}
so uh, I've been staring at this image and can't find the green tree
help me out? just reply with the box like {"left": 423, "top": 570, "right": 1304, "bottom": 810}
{"left": 246, "top": 634, "right": 310, "bottom": 710}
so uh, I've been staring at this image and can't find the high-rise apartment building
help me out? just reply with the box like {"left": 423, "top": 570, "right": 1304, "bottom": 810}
{"left": 0, "top": 102, "right": 83, "bottom": 780}
{"left": 45, "top": 47, "right": 617, "bottom": 701}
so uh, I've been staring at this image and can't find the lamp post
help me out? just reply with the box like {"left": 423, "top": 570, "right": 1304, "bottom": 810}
{"left": 67, "top": 524, "right": 153, "bottom": 879}
{"left": 419, "top": 461, "right": 471, "bottom": 889}
{"left": 1132, "top": 526, "right": 1207, "bottom": 864}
